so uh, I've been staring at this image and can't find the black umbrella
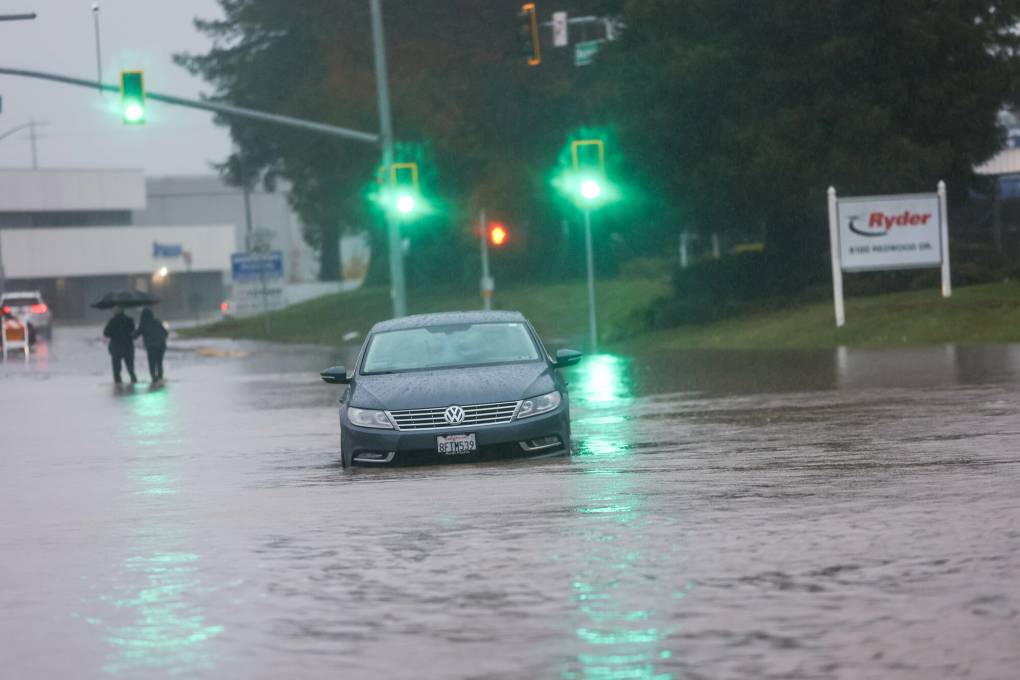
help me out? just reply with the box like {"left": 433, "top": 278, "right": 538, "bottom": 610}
{"left": 91, "top": 289, "right": 160, "bottom": 310}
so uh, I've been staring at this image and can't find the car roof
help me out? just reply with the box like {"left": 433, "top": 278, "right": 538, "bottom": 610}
{"left": 370, "top": 310, "right": 527, "bottom": 333}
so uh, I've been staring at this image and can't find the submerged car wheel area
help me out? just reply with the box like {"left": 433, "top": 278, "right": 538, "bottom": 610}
{"left": 320, "top": 310, "right": 581, "bottom": 468}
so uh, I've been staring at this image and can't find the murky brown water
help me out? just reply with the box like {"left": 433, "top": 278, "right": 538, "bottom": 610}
{"left": 1, "top": 328, "right": 1018, "bottom": 678}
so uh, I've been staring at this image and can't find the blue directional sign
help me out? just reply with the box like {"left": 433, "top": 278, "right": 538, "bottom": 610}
{"left": 231, "top": 251, "right": 284, "bottom": 282}
{"left": 153, "top": 241, "right": 184, "bottom": 258}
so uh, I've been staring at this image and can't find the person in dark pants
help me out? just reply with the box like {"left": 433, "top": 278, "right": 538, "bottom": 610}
{"left": 103, "top": 306, "right": 137, "bottom": 384}
{"left": 134, "top": 307, "right": 168, "bottom": 383}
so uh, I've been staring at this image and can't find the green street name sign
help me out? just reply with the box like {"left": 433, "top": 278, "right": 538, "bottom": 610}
{"left": 574, "top": 39, "right": 605, "bottom": 67}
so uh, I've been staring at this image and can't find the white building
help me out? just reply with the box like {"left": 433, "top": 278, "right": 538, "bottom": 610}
{"left": 0, "top": 169, "right": 332, "bottom": 320}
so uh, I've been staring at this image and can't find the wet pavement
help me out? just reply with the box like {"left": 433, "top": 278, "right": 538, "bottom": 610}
{"left": 1, "top": 326, "right": 1018, "bottom": 679}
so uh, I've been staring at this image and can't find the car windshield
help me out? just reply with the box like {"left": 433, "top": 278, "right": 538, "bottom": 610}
{"left": 2, "top": 296, "right": 40, "bottom": 307}
{"left": 362, "top": 322, "right": 541, "bottom": 374}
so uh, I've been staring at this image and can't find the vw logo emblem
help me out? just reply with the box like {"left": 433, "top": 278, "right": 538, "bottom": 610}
{"left": 444, "top": 405, "right": 465, "bottom": 424}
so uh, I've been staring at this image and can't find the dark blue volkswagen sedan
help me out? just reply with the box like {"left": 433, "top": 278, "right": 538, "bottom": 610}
{"left": 320, "top": 310, "right": 581, "bottom": 468}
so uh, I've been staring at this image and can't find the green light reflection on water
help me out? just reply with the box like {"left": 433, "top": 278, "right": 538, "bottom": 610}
{"left": 564, "top": 355, "right": 675, "bottom": 679}
{"left": 89, "top": 387, "right": 223, "bottom": 677}
{"left": 572, "top": 354, "right": 633, "bottom": 409}
{"left": 570, "top": 354, "right": 636, "bottom": 461}
{"left": 99, "top": 551, "right": 224, "bottom": 675}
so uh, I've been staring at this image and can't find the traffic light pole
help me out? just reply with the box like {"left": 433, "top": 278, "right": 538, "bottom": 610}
{"left": 583, "top": 209, "right": 598, "bottom": 353}
{"left": 0, "top": 67, "right": 380, "bottom": 144}
{"left": 479, "top": 209, "right": 493, "bottom": 311}
{"left": 370, "top": 0, "right": 407, "bottom": 319}
{"left": 1, "top": 56, "right": 407, "bottom": 318}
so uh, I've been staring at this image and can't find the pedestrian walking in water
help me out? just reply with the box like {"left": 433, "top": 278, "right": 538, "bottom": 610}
{"left": 134, "top": 307, "right": 168, "bottom": 383}
{"left": 103, "top": 306, "right": 137, "bottom": 384}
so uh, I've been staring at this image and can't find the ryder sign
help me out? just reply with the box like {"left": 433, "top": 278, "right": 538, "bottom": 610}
{"left": 837, "top": 194, "right": 942, "bottom": 270}
{"left": 826, "top": 183, "right": 951, "bottom": 327}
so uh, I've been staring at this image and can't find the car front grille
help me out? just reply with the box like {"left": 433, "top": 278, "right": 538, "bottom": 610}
{"left": 387, "top": 400, "right": 521, "bottom": 431}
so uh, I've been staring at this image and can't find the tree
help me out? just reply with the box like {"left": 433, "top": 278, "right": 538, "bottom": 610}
{"left": 177, "top": 1, "right": 383, "bottom": 280}
{"left": 591, "top": 0, "right": 1020, "bottom": 289}
{"left": 177, "top": 1, "right": 623, "bottom": 284}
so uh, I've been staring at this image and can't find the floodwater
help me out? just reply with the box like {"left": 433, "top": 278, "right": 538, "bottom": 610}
{"left": 1, "top": 327, "right": 1018, "bottom": 679}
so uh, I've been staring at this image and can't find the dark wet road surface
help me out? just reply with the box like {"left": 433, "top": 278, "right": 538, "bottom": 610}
{"left": 1, "top": 328, "right": 1018, "bottom": 678}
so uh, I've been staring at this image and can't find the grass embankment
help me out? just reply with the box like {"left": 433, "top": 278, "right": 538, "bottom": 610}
{"left": 632, "top": 281, "right": 1020, "bottom": 350}
{"left": 180, "top": 278, "right": 670, "bottom": 347}
{"left": 182, "top": 279, "right": 1020, "bottom": 350}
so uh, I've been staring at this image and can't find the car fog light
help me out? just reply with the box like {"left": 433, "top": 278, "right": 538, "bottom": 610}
{"left": 520, "top": 435, "right": 562, "bottom": 451}
{"left": 352, "top": 451, "right": 396, "bottom": 463}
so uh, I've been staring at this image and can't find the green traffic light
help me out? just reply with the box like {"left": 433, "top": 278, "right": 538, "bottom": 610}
{"left": 396, "top": 194, "right": 416, "bottom": 214}
{"left": 580, "top": 179, "right": 602, "bottom": 201}
{"left": 120, "top": 70, "right": 145, "bottom": 125}
{"left": 124, "top": 103, "right": 144, "bottom": 123}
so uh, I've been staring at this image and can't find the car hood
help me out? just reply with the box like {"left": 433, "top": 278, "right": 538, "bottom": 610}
{"left": 351, "top": 362, "right": 555, "bottom": 411}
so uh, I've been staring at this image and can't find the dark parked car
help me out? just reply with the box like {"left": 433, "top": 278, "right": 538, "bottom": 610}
{"left": 320, "top": 310, "right": 582, "bottom": 467}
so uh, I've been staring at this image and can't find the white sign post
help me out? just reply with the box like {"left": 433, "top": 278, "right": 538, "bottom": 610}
{"left": 827, "top": 183, "right": 951, "bottom": 327}
{"left": 827, "top": 187, "right": 845, "bottom": 327}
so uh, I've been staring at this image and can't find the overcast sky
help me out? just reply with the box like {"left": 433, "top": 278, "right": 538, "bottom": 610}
{"left": 0, "top": 0, "right": 232, "bottom": 175}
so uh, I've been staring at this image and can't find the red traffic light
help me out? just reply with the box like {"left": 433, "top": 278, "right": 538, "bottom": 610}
{"left": 488, "top": 223, "right": 508, "bottom": 246}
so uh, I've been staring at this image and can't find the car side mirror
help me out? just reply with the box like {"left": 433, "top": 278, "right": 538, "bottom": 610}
{"left": 554, "top": 349, "right": 582, "bottom": 368}
{"left": 320, "top": 365, "right": 349, "bottom": 384}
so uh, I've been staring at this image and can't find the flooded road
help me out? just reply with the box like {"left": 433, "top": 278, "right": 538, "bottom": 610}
{"left": 2, "top": 328, "right": 1018, "bottom": 679}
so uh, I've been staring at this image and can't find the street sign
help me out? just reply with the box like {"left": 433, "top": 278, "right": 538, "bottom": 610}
{"left": 553, "top": 12, "right": 568, "bottom": 47}
{"left": 574, "top": 39, "right": 604, "bottom": 67}
{"left": 231, "top": 251, "right": 284, "bottom": 282}
{"left": 231, "top": 281, "right": 284, "bottom": 315}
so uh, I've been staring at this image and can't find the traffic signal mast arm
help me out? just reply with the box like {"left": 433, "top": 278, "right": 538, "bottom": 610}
{"left": 0, "top": 66, "right": 380, "bottom": 145}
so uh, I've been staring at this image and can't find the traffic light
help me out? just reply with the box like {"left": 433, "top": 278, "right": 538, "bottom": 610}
{"left": 579, "top": 179, "right": 601, "bottom": 201}
{"left": 488, "top": 222, "right": 509, "bottom": 246}
{"left": 572, "top": 139, "right": 605, "bottom": 204}
{"left": 552, "top": 132, "right": 621, "bottom": 209}
{"left": 518, "top": 3, "right": 540, "bottom": 66}
{"left": 388, "top": 162, "right": 420, "bottom": 217}
{"left": 120, "top": 70, "right": 145, "bottom": 124}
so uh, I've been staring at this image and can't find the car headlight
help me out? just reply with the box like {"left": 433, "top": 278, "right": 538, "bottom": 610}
{"left": 517, "top": 390, "right": 561, "bottom": 419}
{"left": 347, "top": 406, "right": 394, "bottom": 429}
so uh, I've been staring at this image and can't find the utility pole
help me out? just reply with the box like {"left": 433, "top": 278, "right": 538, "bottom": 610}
{"left": 242, "top": 186, "right": 254, "bottom": 244}
{"left": 29, "top": 118, "right": 38, "bottom": 169}
{"left": 370, "top": 0, "right": 407, "bottom": 319}
{"left": 91, "top": 4, "right": 103, "bottom": 94}
{"left": 0, "top": 119, "right": 47, "bottom": 169}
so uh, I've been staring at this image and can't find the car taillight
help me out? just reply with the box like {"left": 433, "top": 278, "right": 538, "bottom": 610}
{"left": 1, "top": 306, "right": 9, "bottom": 314}
{"left": 30, "top": 303, "right": 48, "bottom": 314}
{"left": 220, "top": 301, "right": 229, "bottom": 313}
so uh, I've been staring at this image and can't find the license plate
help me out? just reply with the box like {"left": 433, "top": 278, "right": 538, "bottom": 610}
{"left": 437, "top": 433, "right": 477, "bottom": 455}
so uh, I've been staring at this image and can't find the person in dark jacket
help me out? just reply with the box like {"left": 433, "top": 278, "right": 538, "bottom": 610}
{"left": 103, "top": 306, "right": 137, "bottom": 384}
{"left": 134, "top": 307, "right": 168, "bottom": 383}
